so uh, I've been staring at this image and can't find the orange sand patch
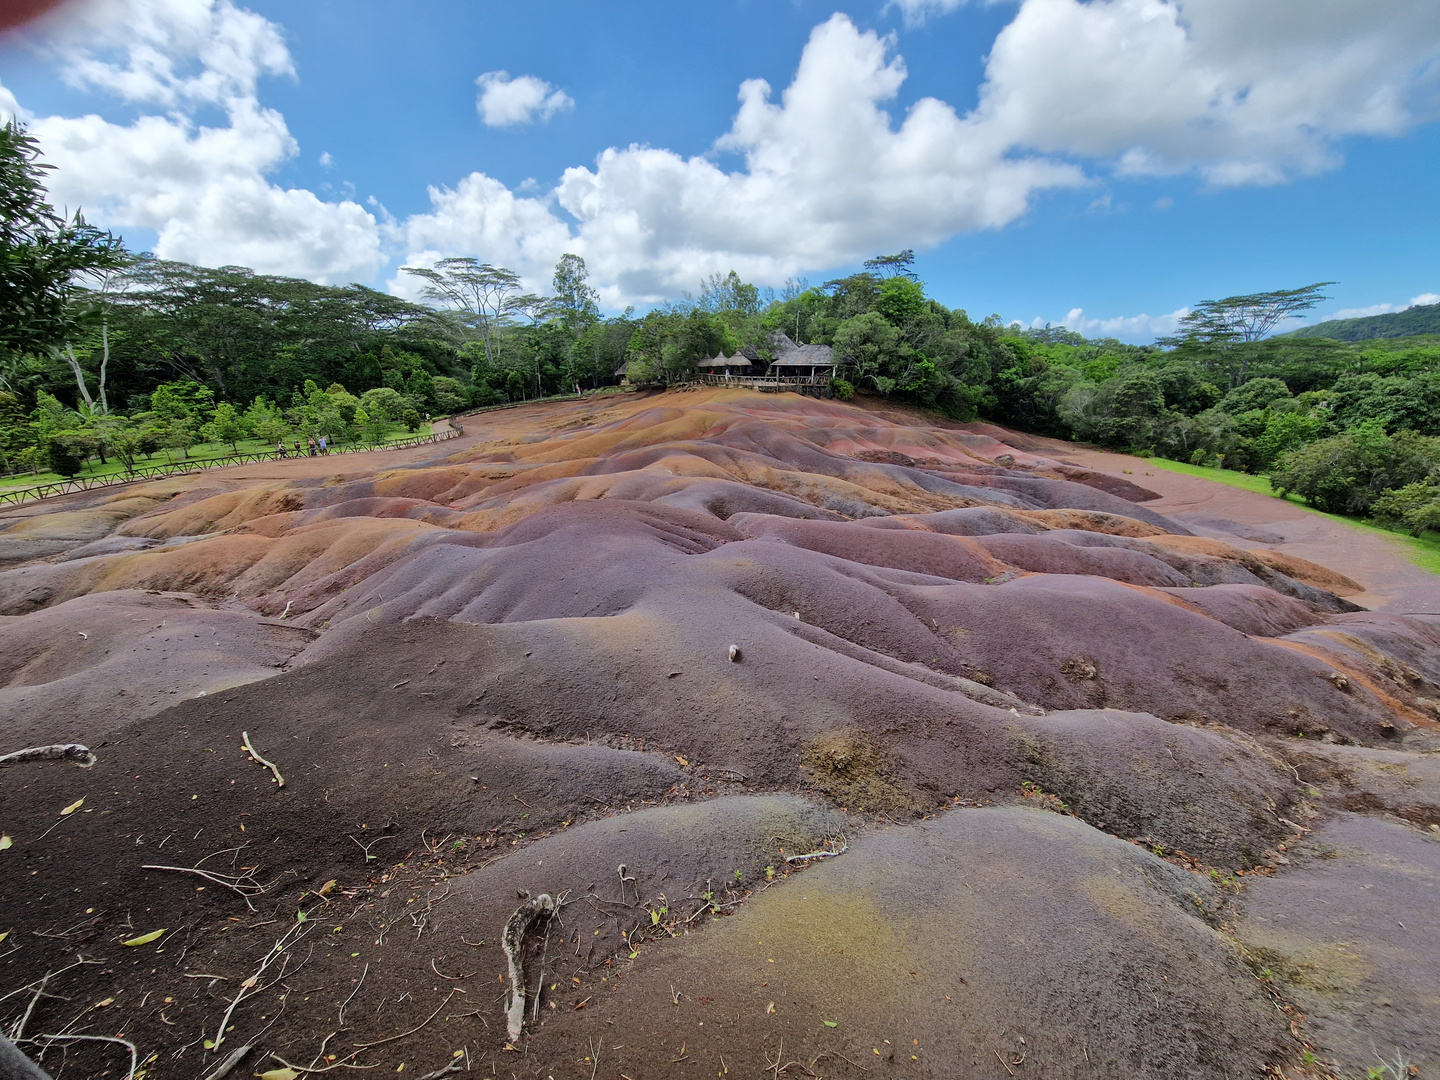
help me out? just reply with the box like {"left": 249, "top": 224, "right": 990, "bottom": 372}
{"left": 1012, "top": 509, "right": 1170, "bottom": 538}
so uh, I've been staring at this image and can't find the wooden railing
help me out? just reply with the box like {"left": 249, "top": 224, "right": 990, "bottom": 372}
{"left": 0, "top": 427, "right": 462, "bottom": 509}
{"left": 696, "top": 373, "right": 835, "bottom": 395}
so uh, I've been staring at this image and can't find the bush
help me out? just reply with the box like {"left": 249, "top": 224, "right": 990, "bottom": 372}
{"left": 1270, "top": 426, "right": 1440, "bottom": 515}
{"left": 1372, "top": 481, "right": 1440, "bottom": 536}
{"left": 46, "top": 434, "right": 85, "bottom": 477}
{"left": 400, "top": 407, "right": 422, "bottom": 433}
{"left": 831, "top": 377, "right": 854, "bottom": 401}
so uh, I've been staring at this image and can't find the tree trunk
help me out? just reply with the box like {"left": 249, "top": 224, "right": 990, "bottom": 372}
{"left": 97, "top": 316, "right": 110, "bottom": 414}
{"left": 61, "top": 346, "right": 95, "bottom": 411}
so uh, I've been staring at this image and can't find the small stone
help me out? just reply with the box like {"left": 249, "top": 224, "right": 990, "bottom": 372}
{"left": 728, "top": 644, "right": 742, "bottom": 663}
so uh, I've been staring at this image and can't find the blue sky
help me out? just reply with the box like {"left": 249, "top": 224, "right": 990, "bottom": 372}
{"left": 2, "top": 0, "right": 1438, "bottom": 340}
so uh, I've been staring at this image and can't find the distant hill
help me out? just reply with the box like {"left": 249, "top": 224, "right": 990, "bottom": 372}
{"left": 1289, "top": 302, "right": 1440, "bottom": 341}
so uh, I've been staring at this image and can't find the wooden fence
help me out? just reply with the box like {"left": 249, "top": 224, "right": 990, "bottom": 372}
{"left": 0, "top": 427, "right": 462, "bottom": 510}
{"left": 695, "top": 373, "right": 834, "bottom": 396}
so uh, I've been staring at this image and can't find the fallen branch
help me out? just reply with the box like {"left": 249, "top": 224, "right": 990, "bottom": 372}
{"left": 241, "top": 732, "right": 284, "bottom": 788}
{"left": 9, "top": 974, "right": 50, "bottom": 1042}
{"left": 784, "top": 844, "right": 848, "bottom": 864}
{"left": 199, "top": 1043, "right": 252, "bottom": 1080}
{"left": 31, "top": 1033, "right": 137, "bottom": 1080}
{"left": 338, "top": 963, "right": 368, "bottom": 1027}
{"left": 210, "top": 923, "right": 309, "bottom": 1053}
{"left": 415, "top": 1057, "right": 465, "bottom": 1080}
{"left": 501, "top": 894, "right": 555, "bottom": 1042}
{"left": 142, "top": 863, "right": 268, "bottom": 912}
{"left": 0, "top": 745, "right": 95, "bottom": 769}
{"left": 267, "top": 1050, "right": 372, "bottom": 1074}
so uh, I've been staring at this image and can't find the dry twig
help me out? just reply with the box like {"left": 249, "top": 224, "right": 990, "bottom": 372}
{"left": 31, "top": 1033, "right": 137, "bottom": 1080}
{"left": 241, "top": 731, "right": 284, "bottom": 787}
{"left": 198, "top": 1043, "right": 252, "bottom": 1080}
{"left": 142, "top": 862, "right": 269, "bottom": 912}
{"left": 352, "top": 990, "right": 456, "bottom": 1049}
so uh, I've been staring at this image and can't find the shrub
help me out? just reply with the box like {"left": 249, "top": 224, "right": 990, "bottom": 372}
{"left": 400, "top": 407, "right": 422, "bottom": 433}
{"left": 46, "top": 434, "right": 85, "bottom": 477}
{"left": 1371, "top": 481, "right": 1440, "bottom": 536}
{"left": 831, "top": 377, "right": 855, "bottom": 401}
{"left": 1271, "top": 426, "right": 1440, "bottom": 516}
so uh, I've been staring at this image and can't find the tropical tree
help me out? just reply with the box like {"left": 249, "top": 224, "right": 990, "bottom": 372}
{"left": 401, "top": 258, "right": 524, "bottom": 369}
{"left": 0, "top": 122, "right": 127, "bottom": 364}
{"left": 1159, "top": 283, "right": 1333, "bottom": 387}
{"left": 202, "top": 401, "right": 247, "bottom": 452}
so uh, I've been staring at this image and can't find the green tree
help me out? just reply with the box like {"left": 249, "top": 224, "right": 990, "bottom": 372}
{"left": 551, "top": 253, "right": 600, "bottom": 326}
{"left": 401, "top": 258, "right": 523, "bottom": 370}
{"left": 0, "top": 123, "right": 126, "bottom": 361}
{"left": 1271, "top": 425, "right": 1440, "bottom": 515}
{"left": 1159, "top": 283, "right": 1332, "bottom": 388}
{"left": 243, "top": 395, "right": 288, "bottom": 444}
{"left": 202, "top": 401, "right": 247, "bottom": 452}
{"left": 359, "top": 386, "right": 405, "bottom": 422}
{"left": 1372, "top": 481, "right": 1440, "bottom": 536}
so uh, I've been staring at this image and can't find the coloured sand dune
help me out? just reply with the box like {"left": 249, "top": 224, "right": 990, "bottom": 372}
{"left": 1, "top": 387, "right": 1437, "bottom": 1080}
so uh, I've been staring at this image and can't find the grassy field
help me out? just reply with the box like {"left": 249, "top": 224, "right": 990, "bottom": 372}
{"left": 1143, "top": 456, "right": 1440, "bottom": 577}
{"left": 0, "top": 429, "right": 426, "bottom": 490}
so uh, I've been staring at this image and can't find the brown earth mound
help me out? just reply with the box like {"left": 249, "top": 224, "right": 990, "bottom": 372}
{"left": 1, "top": 387, "right": 1437, "bottom": 1080}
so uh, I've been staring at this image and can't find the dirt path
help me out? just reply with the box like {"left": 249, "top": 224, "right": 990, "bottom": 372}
{"left": 1030, "top": 439, "right": 1440, "bottom": 614}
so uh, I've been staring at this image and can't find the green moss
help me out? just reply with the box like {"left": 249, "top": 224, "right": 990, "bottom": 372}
{"left": 1142, "top": 456, "right": 1440, "bottom": 578}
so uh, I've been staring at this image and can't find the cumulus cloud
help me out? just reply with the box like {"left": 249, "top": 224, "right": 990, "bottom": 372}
{"left": 36, "top": 0, "right": 293, "bottom": 107}
{"left": 13, "top": 0, "right": 382, "bottom": 284}
{"left": 402, "top": 2, "right": 1440, "bottom": 306}
{"left": 15, "top": 0, "right": 1440, "bottom": 304}
{"left": 406, "top": 15, "right": 1082, "bottom": 303}
{"left": 475, "top": 71, "right": 574, "bottom": 128}
{"left": 976, "top": 0, "right": 1440, "bottom": 186}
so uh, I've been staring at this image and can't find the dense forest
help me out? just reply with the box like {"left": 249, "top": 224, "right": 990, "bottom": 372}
{"left": 4, "top": 119, "right": 1440, "bottom": 537}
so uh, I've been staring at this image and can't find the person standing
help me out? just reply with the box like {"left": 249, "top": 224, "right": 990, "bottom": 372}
{"left": 318, "top": 435, "right": 328, "bottom": 455}
{"left": 307, "top": 436, "right": 317, "bottom": 456}
{"left": 275, "top": 440, "right": 287, "bottom": 458}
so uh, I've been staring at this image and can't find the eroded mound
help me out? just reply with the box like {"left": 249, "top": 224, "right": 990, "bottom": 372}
{"left": 2, "top": 387, "right": 1438, "bottom": 1080}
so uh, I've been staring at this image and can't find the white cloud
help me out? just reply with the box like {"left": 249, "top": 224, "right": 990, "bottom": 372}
{"left": 888, "top": 0, "right": 969, "bottom": 26}
{"left": 1323, "top": 292, "right": 1440, "bottom": 322}
{"left": 318, "top": 151, "right": 333, "bottom": 168}
{"left": 401, "top": 2, "right": 1440, "bottom": 307}
{"left": 407, "top": 15, "right": 1082, "bottom": 304}
{"left": 1042, "top": 306, "right": 1190, "bottom": 342}
{"left": 37, "top": 0, "right": 293, "bottom": 107}
{"left": 0, "top": 80, "right": 24, "bottom": 124}
{"left": 14, "top": 0, "right": 1440, "bottom": 305}
{"left": 13, "top": 0, "right": 383, "bottom": 284}
{"left": 975, "top": 0, "right": 1440, "bottom": 187}
{"left": 389, "top": 172, "right": 573, "bottom": 297}
{"left": 475, "top": 71, "right": 574, "bottom": 128}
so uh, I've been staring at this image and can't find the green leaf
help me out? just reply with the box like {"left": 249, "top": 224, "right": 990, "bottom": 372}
{"left": 122, "top": 928, "right": 166, "bottom": 946}
{"left": 823, "top": 1020, "right": 838, "bottom": 1028}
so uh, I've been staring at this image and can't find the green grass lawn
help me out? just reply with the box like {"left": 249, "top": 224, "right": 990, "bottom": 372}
{"left": 0, "top": 428, "right": 428, "bottom": 490}
{"left": 1142, "top": 456, "right": 1440, "bottom": 578}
